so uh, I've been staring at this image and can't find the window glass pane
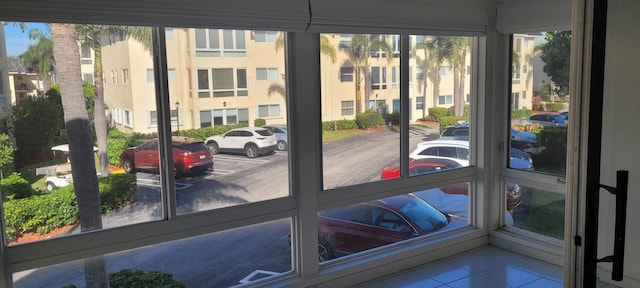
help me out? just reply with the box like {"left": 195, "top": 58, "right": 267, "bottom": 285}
{"left": 166, "top": 28, "right": 288, "bottom": 215}
{"left": 14, "top": 219, "right": 292, "bottom": 287}
{"left": 510, "top": 32, "right": 569, "bottom": 177}
{"left": 508, "top": 182, "right": 564, "bottom": 240}
{"left": 167, "top": 69, "right": 176, "bottom": 83}
{"left": 208, "top": 29, "right": 219, "bottom": 49}
{"left": 195, "top": 28, "right": 206, "bottom": 48}
{"left": 2, "top": 22, "right": 161, "bottom": 246}
{"left": 318, "top": 189, "right": 468, "bottom": 262}
{"left": 321, "top": 34, "right": 400, "bottom": 189}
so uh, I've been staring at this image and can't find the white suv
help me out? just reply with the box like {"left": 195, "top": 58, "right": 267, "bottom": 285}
{"left": 409, "top": 139, "right": 470, "bottom": 166}
{"left": 205, "top": 127, "right": 277, "bottom": 158}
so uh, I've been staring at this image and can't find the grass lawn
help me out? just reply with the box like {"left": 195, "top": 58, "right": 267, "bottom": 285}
{"left": 518, "top": 188, "right": 565, "bottom": 240}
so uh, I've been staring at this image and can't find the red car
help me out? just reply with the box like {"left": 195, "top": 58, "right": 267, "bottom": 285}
{"left": 317, "top": 194, "right": 451, "bottom": 261}
{"left": 381, "top": 158, "right": 462, "bottom": 179}
{"left": 119, "top": 137, "right": 213, "bottom": 177}
{"left": 381, "top": 158, "right": 521, "bottom": 211}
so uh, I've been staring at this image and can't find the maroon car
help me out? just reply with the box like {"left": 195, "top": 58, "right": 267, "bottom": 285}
{"left": 119, "top": 137, "right": 213, "bottom": 177}
{"left": 381, "top": 158, "right": 522, "bottom": 211}
{"left": 317, "top": 194, "right": 450, "bottom": 261}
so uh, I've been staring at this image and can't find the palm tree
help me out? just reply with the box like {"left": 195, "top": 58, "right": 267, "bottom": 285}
{"left": 19, "top": 29, "right": 54, "bottom": 92}
{"left": 425, "top": 36, "right": 452, "bottom": 111}
{"left": 341, "top": 34, "right": 393, "bottom": 114}
{"left": 450, "top": 37, "right": 469, "bottom": 116}
{"left": 51, "top": 22, "right": 109, "bottom": 288}
{"left": 75, "top": 25, "right": 151, "bottom": 177}
{"left": 415, "top": 36, "right": 435, "bottom": 119}
{"left": 270, "top": 33, "right": 337, "bottom": 98}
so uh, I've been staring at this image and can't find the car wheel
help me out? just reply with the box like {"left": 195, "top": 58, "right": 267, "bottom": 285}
{"left": 318, "top": 238, "right": 334, "bottom": 262}
{"left": 245, "top": 144, "right": 258, "bottom": 158}
{"left": 206, "top": 141, "right": 219, "bottom": 154}
{"left": 45, "top": 182, "right": 56, "bottom": 192}
{"left": 121, "top": 158, "right": 135, "bottom": 174}
{"left": 277, "top": 140, "right": 288, "bottom": 151}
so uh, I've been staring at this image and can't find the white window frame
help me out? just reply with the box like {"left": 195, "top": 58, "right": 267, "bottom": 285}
{"left": 341, "top": 100, "right": 354, "bottom": 116}
{"left": 122, "top": 69, "right": 129, "bottom": 84}
{"left": 256, "top": 68, "right": 278, "bottom": 80}
{"left": 438, "top": 94, "right": 453, "bottom": 105}
{"left": 123, "top": 109, "right": 132, "bottom": 127}
{"left": 148, "top": 110, "right": 158, "bottom": 127}
{"left": 254, "top": 31, "right": 278, "bottom": 42}
{"left": 256, "top": 104, "right": 281, "bottom": 118}
{"left": 340, "top": 67, "right": 354, "bottom": 82}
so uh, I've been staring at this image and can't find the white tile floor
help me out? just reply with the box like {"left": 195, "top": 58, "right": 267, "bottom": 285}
{"left": 355, "top": 246, "right": 621, "bottom": 288}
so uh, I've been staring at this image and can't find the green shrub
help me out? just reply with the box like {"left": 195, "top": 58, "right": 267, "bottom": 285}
{"left": 512, "top": 109, "right": 533, "bottom": 119}
{"left": 355, "top": 109, "right": 384, "bottom": 129}
{"left": 545, "top": 103, "right": 564, "bottom": 112}
{"left": 2, "top": 174, "right": 137, "bottom": 242}
{"left": 62, "top": 269, "right": 186, "bottom": 288}
{"left": 428, "top": 107, "right": 449, "bottom": 122}
{"left": 254, "top": 118, "right": 266, "bottom": 127}
{"left": 109, "top": 269, "right": 186, "bottom": 288}
{"left": 322, "top": 121, "right": 335, "bottom": 131}
{"left": 385, "top": 111, "right": 400, "bottom": 125}
{"left": 336, "top": 119, "right": 358, "bottom": 130}
{"left": 3, "top": 187, "right": 78, "bottom": 241}
{"left": 99, "top": 174, "right": 137, "bottom": 213}
{"left": 1, "top": 172, "right": 34, "bottom": 200}
{"left": 446, "top": 104, "right": 471, "bottom": 117}
{"left": 439, "top": 116, "right": 469, "bottom": 133}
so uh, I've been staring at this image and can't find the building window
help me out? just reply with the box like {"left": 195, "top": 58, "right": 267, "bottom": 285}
{"left": 341, "top": 101, "right": 354, "bottom": 116}
{"left": 254, "top": 31, "right": 278, "bottom": 42}
{"left": 168, "top": 69, "right": 176, "bottom": 83}
{"left": 148, "top": 111, "right": 158, "bottom": 127}
{"left": 522, "top": 90, "right": 527, "bottom": 99}
{"left": 371, "top": 66, "right": 387, "bottom": 90}
{"left": 81, "top": 43, "right": 92, "bottom": 64}
{"left": 439, "top": 66, "right": 452, "bottom": 76}
{"left": 391, "top": 67, "right": 398, "bottom": 89}
{"left": 111, "top": 70, "right": 118, "bottom": 84}
{"left": 340, "top": 67, "right": 354, "bottom": 82}
{"left": 512, "top": 64, "right": 521, "bottom": 80}
{"left": 257, "top": 104, "right": 281, "bottom": 118}
{"left": 522, "top": 64, "right": 528, "bottom": 73}
{"left": 197, "top": 69, "right": 210, "bottom": 98}
{"left": 369, "top": 35, "right": 387, "bottom": 57}
{"left": 392, "top": 35, "right": 400, "bottom": 56}
{"left": 416, "top": 96, "right": 424, "bottom": 110}
{"left": 339, "top": 34, "right": 352, "bottom": 48}
{"left": 83, "top": 73, "right": 94, "bottom": 84}
{"left": 212, "top": 68, "right": 248, "bottom": 97}
{"left": 256, "top": 68, "right": 278, "bottom": 81}
{"left": 146, "top": 69, "right": 154, "bottom": 83}
{"left": 438, "top": 95, "right": 453, "bottom": 105}
{"left": 201, "top": 108, "right": 249, "bottom": 127}
{"left": 368, "top": 99, "right": 386, "bottom": 111}
{"left": 123, "top": 110, "right": 132, "bottom": 127}
{"left": 416, "top": 67, "right": 425, "bottom": 82}
{"left": 165, "top": 28, "right": 174, "bottom": 40}
{"left": 195, "top": 28, "right": 220, "bottom": 56}
{"left": 122, "top": 69, "right": 129, "bottom": 84}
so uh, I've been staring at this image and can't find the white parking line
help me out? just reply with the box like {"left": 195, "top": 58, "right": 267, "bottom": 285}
{"left": 136, "top": 178, "right": 192, "bottom": 190}
{"left": 212, "top": 155, "right": 270, "bottom": 163}
{"left": 238, "top": 270, "right": 280, "bottom": 284}
{"left": 210, "top": 169, "right": 234, "bottom": 175}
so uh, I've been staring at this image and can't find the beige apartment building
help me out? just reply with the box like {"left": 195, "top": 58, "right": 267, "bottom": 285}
{"left": 101, "top": 30, "right": 542, "bottom": 134}
{"left": 7, "top": 58, "right": 41, "bottom": 105}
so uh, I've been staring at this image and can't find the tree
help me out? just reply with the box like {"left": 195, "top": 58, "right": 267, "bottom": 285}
{"left": 415, "top": 37, "right": 435, "bottom": 119}
{"left": 450, "top": 37, "right": 470, "bottom": 116}
{"left": 11, "top": 91, "right": 63, "bottom": 163}
{"left": 341, "top": 35, "right": 393, "bottom": 114}
{"left": 0, "top": 134, "right": 15, "bottom": 178}
{"left": 51, "top": 23, "right": 109, "bottom": 288}
{"left": 539, "top": 31, "right": 571, "bottom": 98}
{"left": 19, "top": 28, "right": 54, "bottom": 92}
{"left": 75, "top": 25, "right": 151, "bottom": 177}
{"left": 425, "top": 36, "right": 453, "bottom": 111}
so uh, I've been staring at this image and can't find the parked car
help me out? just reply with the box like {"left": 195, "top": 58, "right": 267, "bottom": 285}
{"left": 205, "top": 127, "right": 277, "bottom": 158}
{"left": 380, "top": 158, "right": 522, "bottom": 211}
{"left": 527, "top": 113, "right": 567, "bottom": 126}
{"left": 119, "top": 137, "right": 213, "bottom": 177}
{"left": 561, "top": 111, "right": 569, "bottom": 120}
{"left": 262, "top": 124, "right": 288, "bottom": 151}
{"left": 442, "top": 126, "right": 537, "bottom": 150}
{"left": 45, "top": 174, "right": 73, "bottom": 191}
{"left": 317, "top": 194, "right": 451, "bottom": 261}
{"left": 409, "top": 139, "right": 470, "bottom": 166}
{"left": 381, "top": 158, "right": 462, "bottom": 179}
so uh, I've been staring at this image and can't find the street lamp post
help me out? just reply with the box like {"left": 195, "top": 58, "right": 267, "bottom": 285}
{"left": 175, "top": 101, "right": 180, "bottom": 134}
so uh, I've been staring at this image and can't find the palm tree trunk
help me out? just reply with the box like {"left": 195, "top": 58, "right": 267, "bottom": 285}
{"left": 453, "top": 66, "right": 462, "bottom": 116}
{"left": 51, "top": 23, "right": 109, "bottom": 288}
{"left": 93, "top": 45, "right": 109, "bottom": 176}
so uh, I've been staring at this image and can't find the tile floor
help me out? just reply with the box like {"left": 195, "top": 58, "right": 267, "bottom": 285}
{"left": 355, "top": 246, "right": 621, "bottom": 288}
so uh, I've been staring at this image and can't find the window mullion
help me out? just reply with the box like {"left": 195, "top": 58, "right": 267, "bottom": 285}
{"left": 152, "top": 27, "right": 178, "bottom": 219}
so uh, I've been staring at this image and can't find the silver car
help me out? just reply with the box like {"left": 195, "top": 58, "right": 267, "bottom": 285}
{"left": 205, "top": 127, "right": 277, "bottom": 158}
{"left": 262, "top": 124, "right": 288, "bottom": 151}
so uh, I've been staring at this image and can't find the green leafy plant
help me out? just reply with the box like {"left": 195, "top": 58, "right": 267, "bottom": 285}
{"left": 355, "top": 109, "right": 384, "bottom": 129}
{"left": 108, "top": 269, "right": 186, "bottom": 288}
{"left": 1, "top": 172, "right": 34, "bottom": 200}
{"left": 544, "top": 103, "right": 564, "bottom": 112}
{"left": 336, "top": 119, "right": 358, "bottom": 130}
{"left": 511, "top": 109, "right": 533, "bottom": 119}
{"left": 254, "top": 118, "right": 266, "bottom": 127}
{"left": 438, "top": 116, "right": 469, "bottom": 133}
{"left": 427, "top": 107, "right": 449, "bottom": 122}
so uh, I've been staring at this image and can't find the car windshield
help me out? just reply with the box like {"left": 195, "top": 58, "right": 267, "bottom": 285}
{"left": 255, "top": 130, "right": 273, "bottom": 136}
{"left": 397, "top": 198, "right": 449, "bottom": 232}
{"left": 179, "top": 142, "right": 208, "bottom": 152}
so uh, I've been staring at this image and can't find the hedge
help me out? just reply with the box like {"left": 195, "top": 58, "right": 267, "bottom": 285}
{"left": 355, "top": 109, "right": 385, "bottom": 129}
{"left": 511, "top": 109, "right": 533, "bottom": 119}
{"left": 62, "top": 269, "right": 186, "bottom": 288}
{"left": 544, "top": 103, "right": 564, "bottom": 112}
{"left": 428, "top": 107, "right": 449, "bottom": 122}
{"left": 3, "top": 174, "right": 137, "bottom": 242}
{"left": 1, "top": 172, "right": 35, "bottom": 200}
{"left": 446, "top": 104, "right": 470, "bottom": 117}
{"left": 439, "top": 116, "right": 469, "bottom": 133}
{"left": 254, "top": 118, "right": 266, "bottom": 127}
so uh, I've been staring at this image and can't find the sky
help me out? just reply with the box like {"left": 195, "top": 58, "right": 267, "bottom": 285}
{"left": 3, "top": 22, "right": 50, "bottom": 57}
